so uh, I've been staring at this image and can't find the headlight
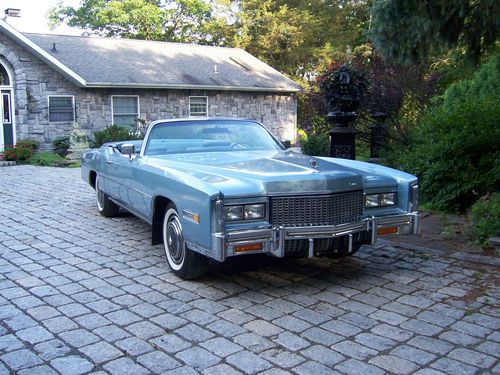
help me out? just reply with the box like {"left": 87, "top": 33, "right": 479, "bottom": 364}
{"left": 380, "top": 193, "right": 396, "bottom": 206}
{"left": 224, "top": 204, "right": 266, "bottom": 221}
{"left": 224, "top": 206, "right": 243, "bottom": 221}
{"left": 365, "top": 193, "right": 397, "bottom": 208}
{"left": 244, "top": 204, "right": 265, "bottom": 220}
{"left": 365, "top": 195, "right": 380, "bottom": 208}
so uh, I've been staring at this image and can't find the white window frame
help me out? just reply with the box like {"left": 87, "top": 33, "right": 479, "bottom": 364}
{"left": 189, "top": 96, "right": 208, "bottom": 117}
{"left": 47, "top": 95, "right": 75, "bottom": 123}
{"left": 111, "top": 95, "right": 140, "bottom": 129}
{"left": 0, "top": 59, "right": 15, "bottom": 151}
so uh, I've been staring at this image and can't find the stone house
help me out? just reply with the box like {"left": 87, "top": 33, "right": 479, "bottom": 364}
{"left": 0, "top": 19, "right": 300, "bottom": 152}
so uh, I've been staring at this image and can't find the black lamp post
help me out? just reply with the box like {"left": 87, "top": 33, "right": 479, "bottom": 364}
{"left": 320, "top": 65, "right": 366, "bottom": 160}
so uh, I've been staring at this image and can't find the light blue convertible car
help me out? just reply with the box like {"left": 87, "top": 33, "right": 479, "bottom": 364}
{"left": 82, "top": 118, "right": 420, "bottom": 279}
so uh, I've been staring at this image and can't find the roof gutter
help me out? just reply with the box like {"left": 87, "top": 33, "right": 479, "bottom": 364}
{"left": 85, "top": 82, "right": 301, "bottom": 93}
{"left": 0, "top": 19, "right": 87, "bottom": 87}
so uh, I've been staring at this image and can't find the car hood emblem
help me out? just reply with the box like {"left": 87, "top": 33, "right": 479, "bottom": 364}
{"left": 309, "top": 159, "right": 318, "bottom": 168}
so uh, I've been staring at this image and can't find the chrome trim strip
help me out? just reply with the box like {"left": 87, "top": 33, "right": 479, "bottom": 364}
{"left": 210, "top": 195, "right": 225, "bottom": 262}
{"left": 267, "top": 190, "right": 359, "bottom": 197}
{"left": 182, "top": 209, "right": 200, "bottom": 224}
{"left": 186, "top": 240, "right": 210, "bottom": 256}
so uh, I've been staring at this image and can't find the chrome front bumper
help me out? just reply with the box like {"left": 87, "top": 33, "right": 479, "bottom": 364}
{"left": 210, "top": 212, "right": 420, "bottom": 262}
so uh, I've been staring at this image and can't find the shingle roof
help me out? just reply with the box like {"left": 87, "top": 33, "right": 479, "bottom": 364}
{"left": 20, "top": 32, "right": 300, "bottom": 92}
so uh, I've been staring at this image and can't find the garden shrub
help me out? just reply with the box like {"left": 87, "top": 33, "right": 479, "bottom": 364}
{"left": 92, "top": 125, "right": 143, "bottom": 148}
{"left": 53, "top": 136, "right": 71, "bottom": 157}
{"left": 30, "top": 152, "right": 64, "bottom": 166}
{"left": 396, "top": 55, "right": 500, "bottom": 212}
{"left": 2, "top": 143, "right": 34, "bottom": 161}
{"left": 16, "top": 139, "right": 39, "bottom": 151}
{"left": 469, "top": 193, "right": 500, "bottom": 247}
{"left": 298, "top": 130, "right": 329, "bottom": 156}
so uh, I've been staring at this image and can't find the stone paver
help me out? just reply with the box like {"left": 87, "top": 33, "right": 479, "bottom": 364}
{"left": 0, "top": 165, "right": 499, "bottom": 374}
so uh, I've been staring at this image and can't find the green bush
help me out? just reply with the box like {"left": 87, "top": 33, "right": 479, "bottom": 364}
{"left": 298, "top": 131, "right": 329, "bottom": 156}
{"left": 396, "top": 55, "right": 500, "bottom": 212}
{"left": 91, "top": 125, "right": 143, "bottom": 148}
{"left": 30, "top": 152, "right": 64, "bottom": 166}
{"left": 16, "top": 139, "right": 39, "bottom": 151}
{"left": 469, "top": 193, "right": 500, "bottom": 247}
{"left": 53, "top": 136, "right": 71, "bottom": 157}
{"left": 2, "top": 144, "right": 33, "bottom": 161}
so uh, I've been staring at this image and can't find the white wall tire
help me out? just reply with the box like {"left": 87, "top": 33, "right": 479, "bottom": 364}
{"left": 95, "top": 175, "right": 119, "bottom": 217}
{"left": 162, "top": 204, "right": 208, "bottom": 279}
{"left": 163, "top": 208, "right": 186, "bottom": 271}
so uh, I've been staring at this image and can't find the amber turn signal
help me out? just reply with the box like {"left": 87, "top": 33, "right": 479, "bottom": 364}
{"left": 234, "top": 243, "right": 263, "bottom": 253}
{"left": 377, "top": 227, "right": 398, "bottom": 236}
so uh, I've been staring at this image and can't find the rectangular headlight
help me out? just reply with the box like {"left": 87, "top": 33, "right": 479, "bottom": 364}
{"left": 244, "top": 204, "right": 265, "bottom": 220}
{"left": 380, "top": 193, "right": 396, "bottom": 206}
{"left": 365, "top": 193, "right": 397, "bottom": 208}
{"left": 224, "top": 205, "right": 243, "bottom": 221}
{"left": 365, "top": 194, "right": 380, "bottom": 208}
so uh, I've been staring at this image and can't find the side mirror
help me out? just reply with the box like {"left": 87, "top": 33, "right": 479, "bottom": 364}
{"left": 281, "top": 140, "right": 292, "bottom": 149}
{"left": 121, "top": 143, "right": 135, "bottom": 158}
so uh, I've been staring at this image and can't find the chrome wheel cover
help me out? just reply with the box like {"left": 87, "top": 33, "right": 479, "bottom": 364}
{"left": 163, "top": 209, "right": 185, "bottom": 270}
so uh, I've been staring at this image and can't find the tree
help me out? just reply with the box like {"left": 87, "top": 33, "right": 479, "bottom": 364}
{"left": 49, "top": 0, "right": 213, "bottom": 43}
{"left": 367, "top": 0, "right": 499, "bottom": 64}
{"left": 207, "top": 0, "right": 372, "bottom": 80}
{"left": 395, "top": 56, "right": 500, "bottom": 211}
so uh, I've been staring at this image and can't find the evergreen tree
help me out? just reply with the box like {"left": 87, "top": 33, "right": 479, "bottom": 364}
{"left": 368, "top": 0, "right": 499, "bottom": 64}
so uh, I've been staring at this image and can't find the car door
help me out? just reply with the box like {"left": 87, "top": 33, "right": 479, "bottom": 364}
{"left": 126, "top": 156, "right": 152, "bottom": 220}
{"left": 104, "top": 146, "right": 133, "bottom": 206}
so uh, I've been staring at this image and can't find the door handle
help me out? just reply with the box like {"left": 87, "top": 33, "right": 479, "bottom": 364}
{"left": 106, "top": 160, "right": 113, "bottom": 164}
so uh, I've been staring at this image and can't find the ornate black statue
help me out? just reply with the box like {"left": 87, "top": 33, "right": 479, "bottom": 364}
{"left": 319, "top": 64, "right": 366, "bottom": 159}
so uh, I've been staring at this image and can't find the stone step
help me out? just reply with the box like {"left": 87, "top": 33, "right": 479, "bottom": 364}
{"left": 0, "top": 160, "right": 16, "bottom": 167}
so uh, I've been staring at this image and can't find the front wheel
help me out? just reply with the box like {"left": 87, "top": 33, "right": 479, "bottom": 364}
{"left": 163, "top": 204, "right": 208, "bottom": 279}
{"left": 96, "top": 175, "right": 119, "bottom": 218}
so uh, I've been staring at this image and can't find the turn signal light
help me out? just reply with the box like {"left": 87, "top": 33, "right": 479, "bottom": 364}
{"left": 378, "top": 227, "right": 398, "bottom": 236}
{"left": 234, "top": 243, "right": 263, "bottom": 253}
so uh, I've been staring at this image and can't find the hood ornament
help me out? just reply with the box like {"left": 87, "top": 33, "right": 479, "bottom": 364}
{"left": 309, "top": 159, "right": 318, "bottom": 168}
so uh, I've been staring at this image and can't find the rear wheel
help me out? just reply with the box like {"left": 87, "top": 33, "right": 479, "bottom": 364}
{"left": 163, "top": 204, "right": 208, "bottom": 279}
{"left": 96, "top": 175, "right": 119, "bottom": 217}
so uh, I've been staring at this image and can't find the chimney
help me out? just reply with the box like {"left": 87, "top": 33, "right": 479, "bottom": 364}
{"left": 4, "top": 8, "right": 21, "bottom": 18}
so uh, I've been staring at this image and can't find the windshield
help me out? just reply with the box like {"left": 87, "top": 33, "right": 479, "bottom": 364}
{"left": 144, "top": 120, "right": 283, "bottom": 156}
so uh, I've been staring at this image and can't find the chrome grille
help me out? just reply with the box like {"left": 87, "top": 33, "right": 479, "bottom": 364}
{"left": 270, "top": 191, "right": 363, "bottom": 227}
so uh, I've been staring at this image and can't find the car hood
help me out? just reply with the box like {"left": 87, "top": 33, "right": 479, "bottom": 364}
{"left": 146, "top": 150, "right": 397, "bottom": 197}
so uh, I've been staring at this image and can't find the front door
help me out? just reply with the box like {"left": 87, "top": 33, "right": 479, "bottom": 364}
{"left": 0, "top": 90, "right": 13, "bottom": 151}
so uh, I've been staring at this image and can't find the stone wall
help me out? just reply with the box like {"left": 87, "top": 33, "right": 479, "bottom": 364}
{"left": 0, "top": 32, "right": 297, "bottom": 150}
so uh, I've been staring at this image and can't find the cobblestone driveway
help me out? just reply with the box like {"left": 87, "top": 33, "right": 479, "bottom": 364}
{"left": 0, "top": 165, "right": 499, "bottom": 375}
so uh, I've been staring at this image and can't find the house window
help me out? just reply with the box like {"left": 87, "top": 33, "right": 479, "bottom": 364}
{"left": 48, "top": 96, "right": 75, "bottom": 122}
{"left": 112, "top": 96, "right": 139, "bottom": 130}
{"left": 0, "top": 64, "right": 10, "bottom": 86}
{"left": 189, "top": 96, "right": 208, "bottom": 117}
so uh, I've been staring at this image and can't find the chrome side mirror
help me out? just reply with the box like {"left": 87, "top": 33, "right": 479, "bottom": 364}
{"left": 121, "top": 143, "right": 135, "bottom": 159}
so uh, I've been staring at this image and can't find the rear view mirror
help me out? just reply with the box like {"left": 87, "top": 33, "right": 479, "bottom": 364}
{"left": 121, "top": 144, "right": 135, "bottom": 158}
